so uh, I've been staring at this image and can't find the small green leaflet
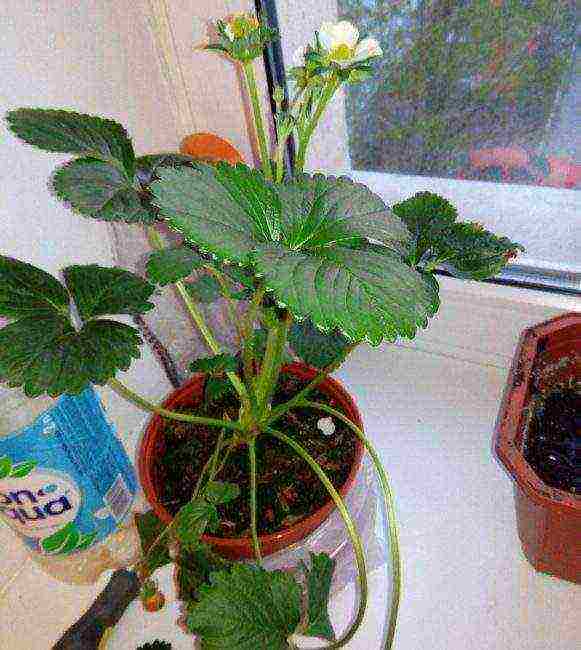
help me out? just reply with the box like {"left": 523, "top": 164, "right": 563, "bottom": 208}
{"left": 301, "top": 553, "right": 337, "bottom": 641}
{"left": 204, "top": 481, "right": 240, "bottom": 506}
{"left": 0, "top": 315, "right": 142, "bottom": 397}
{"left": 0, "top": 259, "right": 151, "bottom": 396}
{"left": 52, "top": 158, "right": 155, "bottom": 223}
{"left": 189, "top": 353, "right": 239, "bottom": 375}
{"left": 288, "top": 320, "right": 351, "bottom": 369}
{"left": 175, "top": 500, "right": 219, "bottom": 546}
{"left": 392, "top": 192, "right": 524, "bottom": 277}
{"left": 9, "top": 460, "right": 37, "bottom": 478}
{"left": 63, "top": 265, "right": 155, "bottom": 321}
{"left": 177, "top": 543, "right": 232, "bottom": 603}
{"left": 136, "top": 153, "right": 196, "bottom": 186}
{"left": 186, "top": 564, "right": 302, "bottom": 650}
{"left": 204, "top": 376, "right": 236, "bottom": 406}
{"left": 0, "top": 456, "right": 12, "bottom": 479}
{"left": 146, "top": 247, "right": 204, "bottom": 286}
{"left": 6, "top": 108, "right": 135, "bottom": 175}
{"left": 0, "top": 256, "right": 70, "bottom": 319}
{"left": 41, "top": 522, "right": 97, "bottom": 555}
{"left": 135, "top": 511, "right": 171, "bottom": 578}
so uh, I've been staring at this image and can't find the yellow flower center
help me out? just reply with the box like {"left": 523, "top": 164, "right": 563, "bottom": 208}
{"left": 329, "top": 43, "right": 354, "bottom": 62}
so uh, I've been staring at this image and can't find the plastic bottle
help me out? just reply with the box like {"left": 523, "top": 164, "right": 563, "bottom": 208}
{"left": 0, "top": 385, "right": 141, "bottom": 585}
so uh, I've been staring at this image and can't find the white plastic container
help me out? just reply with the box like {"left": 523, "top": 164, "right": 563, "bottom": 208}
{"left": 0, "top": 386, "right": 140, "bottom": 585}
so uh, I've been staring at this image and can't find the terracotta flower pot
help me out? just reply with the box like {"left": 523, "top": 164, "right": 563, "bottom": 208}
{"left": 495, "top": 313, "right": 580, "bottom": 584}
{"left": 138, "top": 363, "right": 365, "bottom": 560}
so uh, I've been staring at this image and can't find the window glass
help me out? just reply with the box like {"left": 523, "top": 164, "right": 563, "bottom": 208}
{"left": 339, "top": 0, "right": 579, "bottom": 191}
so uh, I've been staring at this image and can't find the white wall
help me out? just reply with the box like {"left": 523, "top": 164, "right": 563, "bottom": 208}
{"left": 0, "top": 1, "right": 181, "bottom": 273}
{"left": 0, "top": 1, "right": 190, "bottom": 435}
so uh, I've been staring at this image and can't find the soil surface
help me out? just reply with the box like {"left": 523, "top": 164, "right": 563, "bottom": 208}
{"left": 524, "top": 384, "right": 580, "bottom": 495}
{"left": 154, "top": 374, "right": 358, "bottom": 537}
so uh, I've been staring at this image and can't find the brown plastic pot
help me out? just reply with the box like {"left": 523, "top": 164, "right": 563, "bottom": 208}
{"left": 138, "top": 363, "right": 365, "bottom": 560}
{"left": 495, "top": 313, "right": 580, "bottom": 584}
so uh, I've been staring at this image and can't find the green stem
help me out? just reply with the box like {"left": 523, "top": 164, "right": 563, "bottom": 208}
{"left": 298, "top": 400, "right": 402, "bottom": 650}
{"left": 146, "top": 227, "right": 248, "bottom": 405}
{"left": 242, "top": 61, "right": 273, "bottom": 180}
{"left": 242, "top": 287, "right": 267, "bottom": 405}
{"left": 255, "top": 311, "right": 292, "bottom": 412}
{"left": 248, "top": 439, "right": 263, "bottom": 564}
{"left": 266, "top": 427, "right": 367, "bottom": 649}
{"left": 107, "top": 377, "right": 243, "bottom": 432}
{"left": 295, "top": 77, "right": 341, "bottom": 173}
{"left": 266, "top": 343, "right": 357, "bottom": 425}
{"left": 194, "top": 428, "right": 227, "bottom": 499}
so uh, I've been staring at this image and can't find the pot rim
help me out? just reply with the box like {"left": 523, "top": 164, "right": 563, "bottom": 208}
{"left": 494, "top": 313, "right": 580, "bottom": 512}
{"left": 138, "top": 362, "right": 366, "bottom": 555}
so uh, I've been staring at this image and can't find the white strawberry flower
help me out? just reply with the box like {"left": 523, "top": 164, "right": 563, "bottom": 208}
{"left": 318, "top": 20, "right": 382, "bottom": 68}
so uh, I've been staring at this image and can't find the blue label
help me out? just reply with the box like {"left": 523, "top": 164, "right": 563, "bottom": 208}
{"left": 0, "top": 387, "right": 137, "bottom": 556}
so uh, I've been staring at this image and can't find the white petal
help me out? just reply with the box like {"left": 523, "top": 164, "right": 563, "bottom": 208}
{"left": 224, "top": 24, "right": 235, "bottom": 41}
{"left": 334, "top": 21, "right": 360, "bottom": 49}
{"left": 318, "top": 21, "right": 336, "bottom": 51}
{"left": 353, "top": 38, "right": 383, "bottom": 62}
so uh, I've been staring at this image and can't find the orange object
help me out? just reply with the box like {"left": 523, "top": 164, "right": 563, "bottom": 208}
{"left": 180, "top": 132, "right": 244, "bottom": 165}
{"left": 141, "top": 591, "right": 166, "bottom": 612}
{"left": 139, "top": 363, "right": 365, "bottom": 561}
{"left": 495, "top": 313, "right": 581, "bottom": 584}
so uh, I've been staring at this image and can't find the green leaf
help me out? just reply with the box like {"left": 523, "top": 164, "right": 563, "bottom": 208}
{"left": 204, "top": 376, "right": 236, "bottom": 406}
{"left": 301, "top": 553, "right": 336, "bottom": 641}
{"left": 256, "top": 246, "right": 439, "bottom": 345}
{"left": 0, "top": 315, "right": 142, "bottom": 397}
{"left": 52, "top": 158, "right": 154, "bottom": 223}
{"left": 186, "top": 275, "right": 222, "bottom": 303}
{"left": 151, "top": 163, "right": 279, "bottom": 264}
{"left": 439, "top": 223, "right": 525, "bottom": 280}
{"left": 9, "top": 460, "right": 37, "bottom": 478}
{"left": 0, "top": 255, "right": 69, "bottom": 319}
{"left": 136, "top": 153, "right": 196, "bottom": 186}
{"left": 289, "top": 320, "right": 350, "bottom": 369}
{"left": 186, "top": 564, "right": 302, "bottom": 650}
{"left": 392, "top": 192, "right": 458, "bottom": 266}
{"left": 0, "top": 456, "right": 12, "bottom": 479}
{"left": 175, "top": 500, "right": 219, "bottom": 546}
{"left": 63, "top": 265, "right": 155, "bottom": 321}
{"left": 204, "top": 481, "right": 240, "bottom": 506}
{"left": 135, "top": 511, "right": 171, "bottom": 577}
{"left": 146, "top": 247, "right": 205, "bottom": 286}
{"left": 276, "top": 173, "right": 409, "bottom": 254}
{"left": 189, "top": 353, "right": 239, "bottom": 375}
{"left": 6, "top": 108, "right": 135, "bottom": 174}
{"left": 177, "top": 544, "right": 232, "bottom": 603}
{"left": 391, "top": 192, "right": 524, "bottom": 278}
{"left": 153, "top": 165, "right": 436, "bottom": 344}
{"left": 41, "top": 522, "right": 79, "bottom": 555}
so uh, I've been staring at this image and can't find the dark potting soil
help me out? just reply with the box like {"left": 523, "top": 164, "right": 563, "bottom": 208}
{"left": 154, "top": 375, "right": 358, "bottom": 537}
{"left": 524, "top": 384, "right": 580, "bottom": 495}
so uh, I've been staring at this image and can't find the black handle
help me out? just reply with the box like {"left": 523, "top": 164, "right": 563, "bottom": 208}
{"left": 52, "top": 569, "right": 140, "bottom": 650}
